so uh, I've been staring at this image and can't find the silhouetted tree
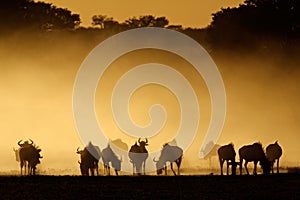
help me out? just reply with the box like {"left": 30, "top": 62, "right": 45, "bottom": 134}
{"left": 92, "top": 15, "right": 112, "bottom": 29}
{"left": 125, "top": 15, "right": 169, "bottom": 28}
{"left": 207, "top": 0, "right": 300, "bottom": 51}
{"left": 0, "top": 0, "right": 80, "bottom": 33}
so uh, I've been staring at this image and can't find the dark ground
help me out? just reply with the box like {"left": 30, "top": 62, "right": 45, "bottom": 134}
{"left": 0, "top": 174, "right": 299, "bottom": 200}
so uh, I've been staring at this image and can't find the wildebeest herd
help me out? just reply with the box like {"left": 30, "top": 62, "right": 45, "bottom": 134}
{"left": 218, "top": 141, "right": 282, "bottom": 175}
{"left": 13, "top": 138, "right": 282, "bottom": 176}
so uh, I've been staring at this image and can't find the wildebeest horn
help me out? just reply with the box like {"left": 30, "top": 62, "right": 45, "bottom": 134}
{"left": 17, "top": 140, "right": 23, "bottom": 146}
{"left": 76, "top": 147, "right": 81, "bottom": 153}
{"left": 78, "top": 161, "right": 81, "bottom": 164}
{"left": 138, "top": 138, "right": 141, "bottom": 144}
{"left": 28, "top": 139, "right": 33, "bottom": 145}
{"left": 153, "top": 157, "right": 158, "bottom": 162}
{"left": 145, "top": 138, "right": 148, "bottom": 144}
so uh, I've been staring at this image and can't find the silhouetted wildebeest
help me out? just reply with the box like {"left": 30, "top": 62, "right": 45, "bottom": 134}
{"left": 16, "top": 139, "right": 42, "bottom": 175}
{"left": 102, "top": 144, "right": 122, "bottom": 176}
{"left": 239, "top": 142, "right": 271, "bottom": 175}
{"left": 128, "top": 138, "right": 149, "bottom": 175}
{"left": 111, "top": 138, "right": 128, "bottom": 151}
{"left": 13, "top": 148, "right": 20, "bottom": 162}
{"left": 218, "top": 143, "right": 236, "bottom": 175}
{"left": 201, "top": 141, "right": 221, "bottom": 168}
{"left": 77, "top": 142, "right": 101, "bottom": 176}
{"left": 266, "top": 141, "right": 283, "bottom": 174}
{"left": 153, "top": 143, "right": 183, "bottom": 176}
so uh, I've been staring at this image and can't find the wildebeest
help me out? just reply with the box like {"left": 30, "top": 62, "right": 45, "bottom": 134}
{"left": 128, "top": 138, "right": 149, "bottom": 175}
{"left": 266, "top": 141, "right": 283, "bottom": 174}
{"left": 13, "top": 148, "right": 20, "bottom": 162}
{"left": 218, "top": 143, "right": 236, "bottom": 175}
{"left": 201, "top": 141, "right": 221, "bottom": 168}
{"left": 239, "top": 142, "right": 271, "bottom": 175}
{"left": 77, "top": 142, "right": 101, "bottom": 176}
{"left": 153, "top": 143, "right": 183, "bottom": 176}
{"left": 16, "top": 139, "right": 42, "bottom": 175}
{"left": 101, "top": 144, "right": 122, "bottom": 176}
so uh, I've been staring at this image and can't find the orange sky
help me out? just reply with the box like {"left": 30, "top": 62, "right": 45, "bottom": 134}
{"left": 42, "top": 0, "right": 244, "bottom": 28}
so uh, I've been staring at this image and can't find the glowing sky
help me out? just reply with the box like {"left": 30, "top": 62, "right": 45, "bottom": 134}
{"left": 42, "top": 0, "right": 244, "bottom": 28}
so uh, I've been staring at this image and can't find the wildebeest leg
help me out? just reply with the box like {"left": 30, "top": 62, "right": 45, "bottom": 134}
{"left": 277, "top": 159, "right": 280, "bottom": 173}
{"left": 226, "top": 160, "right": 230, "bottom": 175}
{"left": 28, "top": 164, "right": 31, "bottom": 175}
{"left": 232, "top": 162, "right": 237, "bottom": 175}
{"left": 25, "top": 161, "right": 29, "bottom": 175}
{"left": 20, "top": 160, "right": 24, "bottom": 175}
{"left": 253, "top": 161, "right": 258, "bottom": 175}
{"left": 115, "top": 169, "right": 119, "bottom": 176}
{"left": 271, "top": 161, "right": 274, "bottom": 174}
{"left": 92, "top": 163, "right": 96, "bottom": 176}
{"left": 92, "top": 168, "right": 95, "bottom": 176}
{"left": 239, "top": 160, "right": 243, "bottom": 175}
{"left": 104, "top": 164, "right": 108, "bottom": 175}
{"left": 31, "top": 165, "right": 36, "bottom": 175}
{"left": 95, "top": 163, "right": 99, "bottom": 176}
{"left": 176, "top": 159, "right": 181, "bottom": 175}
{"left": 27, "top": 162, "right": 30, "bottom": 175}
{"left": 133, "top": 163, "right": 135, "bottom": 175}
{"left": 108, "top": 165, "right": 111, "bottom": 176}
{"left": 143, "top": 161, "right": 146, "bottom": 175}
{"left": 164, "top": 165, "right": 167, "bottom": 175}
{"left": 29, "top": 162, "right": 32, "bottom": 175}
{"left": 219, "top": 159, "right": 224, "bottom": 175}
{"left": 170, "top": 162, "right": 176, "bottom": 176}
{"left": 244, "top": 161, "right": 249, "bottom": 175}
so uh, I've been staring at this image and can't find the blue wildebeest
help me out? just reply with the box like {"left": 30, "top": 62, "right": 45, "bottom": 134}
{"left": 128, "top": 138, "right": 149, "bottom": 175}
{"left": 239, "top": 142, "right": 271, "bottom": 175}
{"left": 153, "top": 143, "right": 183, "bottom": 176}
{"left": 77, "top": 142, "right": 101, "bottom": 176}
{"left": 218, "top": 143, "right": 237, "bottom": 175}
{"left": 200, "top": 141, "right": 221, "bottom": 168}
{"left": 16, "top": 139, "right": 42, "bottom": 175}
{"left": 101, "top": 144, "right": 122, "bottom": 176}
{"left": 266, "top": 141, "right": 282, "bottom": 174}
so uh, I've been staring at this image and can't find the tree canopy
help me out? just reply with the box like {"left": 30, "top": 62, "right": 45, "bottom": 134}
{"left": 207, "top": 0, "right": 300, "bottom": 50}
{"left": 0, "top": 0, "right": 299, "bottom": 52}
{"left": 0, "top": 0, "right": 80, "bottom": 33}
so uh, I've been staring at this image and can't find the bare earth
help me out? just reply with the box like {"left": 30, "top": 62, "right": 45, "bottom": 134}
{"left": 0, "top": 174, "right": 299, "bottom": 199}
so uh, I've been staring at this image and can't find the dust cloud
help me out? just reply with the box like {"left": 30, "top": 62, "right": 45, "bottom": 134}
{"left": 0, "top": 30, "right": 299, "bottom": 175}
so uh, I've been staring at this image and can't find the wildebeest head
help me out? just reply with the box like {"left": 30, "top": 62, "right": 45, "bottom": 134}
{"left": 138, "top": 138, "right": 148, "bottom": 147}
{"left": 153, "top": 157, "right": 163, "bottom": 175}
{"left": 18, "top": 139, "right": 33, "bottom": 147}
{"left": 260, "top": 158, "right": 271, "bottom": 175}
{"left": 78, "top": 161, "right": 89, "bottom": 176}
